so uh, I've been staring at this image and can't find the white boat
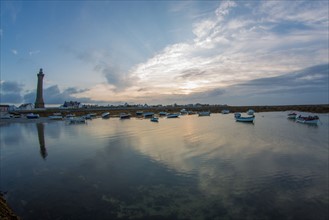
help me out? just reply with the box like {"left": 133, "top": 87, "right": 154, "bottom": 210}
{"left": 67, "top": 116, "right": 86, "bottom": 124}
{"left": 180, "top": 109, "right": 188, "bottom": 115}
{"left": 48, "top": 115, "right": 63, "bottom": 120}
{"left": 198, "top": 111, "right": 211, "bottom": 116}
{"left": 235, "top": 115, "right": 255, "bottom": 123}
{"left": 247, "top": 109, "right": 255, "bottom": 115}
{"left": 234, "top": 112, "right": 241, "bottom": 118}
{"left": 221, "top": 109, "right": 230, "bottom": 114}
{"left": 65, "top": 114, "right": 76, "bottom": 118}
{"left": 120, "top": 113, "right": 131, "bottom": 119}
{"left": 287, "top": 112, "right": 297, "bottom": 119}
{"left": 101, "top": 112, "right": 110, "bottom": 119}
{"left": 296, "top": 115, "right": 319, "bottom": 124}
{"left": 26, "top": 113, "right": 40, "bottom": 119}
{"left": 150, "top": 117, "right": 159, "bottom": 122}
{"left": 167, "top": 113, "right": 180, "bottom": 118}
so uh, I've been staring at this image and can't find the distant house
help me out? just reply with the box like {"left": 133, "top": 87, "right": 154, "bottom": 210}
{"left": 0, "top": 105, "right": 10, "bottom": 112}
{"left": 19, "top": 103, "right": 34, "bottom": 110}
{"left": 62, "top": 101, "right": 81, "bottom": 109}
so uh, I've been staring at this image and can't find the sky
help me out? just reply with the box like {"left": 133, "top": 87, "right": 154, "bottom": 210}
{"left": 1, "top": 0, "right": 328, "bottom": 106}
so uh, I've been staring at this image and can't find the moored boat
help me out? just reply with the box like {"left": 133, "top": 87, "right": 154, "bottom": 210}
{"left": 287, "top": 112, "right": 297, "bottom": 119}
{"left": 101, "top": 112, "right": 110, "bottom": 119}
{"left": 150, "top": 117, "right": 159, "bottom": 122}
{"left": 235, "top": 115, "right": 255, "bottom": 123}
{"left": 234, "top": 112, "right": 241, "bottom": 118}
{"left": 167, "top": 113, "right": 180, "bottom": 118}
{"left": 221, "top": 109, "right": 230, "bottom": 114}
{"left": 48, "top": 115, "right": 63, "bottom": 120}
{"left": 180, "top": 109, "right": 188, "bottom": 115}
{"left": 247, "top": 109, "right": 255, "bottom": 115}
{"left": 143, "top": 112, "right": 154, "bottom": 118}
{"left": 120, "top": 113, "right": 131, "bottom": 119}
{"left": 198, "top": 111, "right": 211, "bottom": 116}
{"left": 188, "top": 111, "right": 196, "bottom": 115}
{"left": 66, "top": 116, "right": 86, "bottom": 124}
{"left": 136, "top": 111, "right": 144, "bottom": 116}
{"left": 296, "top": 115, "right": 319, "bottom": 124}
{"left": 159, "top": 112, "right": 167, "bottom": 116}
{"left": 26, "top": 113, "right": 40, "bottom": 119}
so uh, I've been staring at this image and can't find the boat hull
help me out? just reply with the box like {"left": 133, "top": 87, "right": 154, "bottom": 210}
{"left": 26, "top": 114, "right": 39, "bottom": 119}
{"left": 235, "top": 116, "right": 255, "bottom": 122}
{"left": 167, "top": 114, "right": 179, "bottom": 118}
{"left": 296, "top": 115, "right": 319, "bottom": 125}
{"left": 198, "top": 111, "right": 211, "bottom": 116}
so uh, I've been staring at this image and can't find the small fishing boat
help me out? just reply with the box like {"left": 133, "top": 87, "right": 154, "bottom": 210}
{"left": 143, "top": 112, "right": 154, "bottom": 118}
{"left": 67, "top": 116, "right": 86, "bottom": 124}
{"left": 26, "top": 113, "right": 40, "bottom": 119}
{"left": 136, "top": 111, "right": 144, "bottom": 116}
{"left": 65, "top": 114, "right": 75, "bottom": 118}
{"left": 221, "top": 109, "right": 230, "bottom": 114}
{"left": 180, "top": 109, "right": 188, "bottom": 115}
{"left": 247, "top": 109, "right": 255, "bottom": 115}
{"left": 234, "top": 112, "right": 241, "bottom": 118}
{"left": 287, "top": 112, "right": 297, "bottom": 119}
{"left": 296, "top": 115, "right": 319, "bottom": 124}
{"left": 48, "top": 115, "right": 63, "bottom": 120}
{"left": 235, "top": 115, "right": 255, "bottom": 123}
{"left": 82, "top": 114, "right": 93, "bottom": 120}
{"left": 159, "top": 112, "right": 167, "bottom": 116}
{"left": 188, "top": 111, "right": 196, "bottom": 115}
{"left": 120, "top": 113, "right": 131, "bottom": 119}
{"left": 198, "top": 111, "right": 211, "bottom": 116}
{"left": 167, "top": 113, "right": 180, "bottom": 118}
{"left": 101, "top": 112, "right": 110, "bottom": 119}
{"left": 150, "top": 117, "right": 159, "bottom": 122}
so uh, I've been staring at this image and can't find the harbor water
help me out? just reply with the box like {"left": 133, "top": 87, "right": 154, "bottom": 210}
{"left": 1, "top": 112, "right": 328, "bottom": 220}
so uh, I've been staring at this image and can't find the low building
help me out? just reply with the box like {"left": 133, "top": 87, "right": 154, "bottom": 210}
{"left": 19, "top": 103, "right": 34, "bottom": 110}
{"left": 0, "top": 105, "right": 10, "bottom": 112}
{"left": 62, "top": 101, "right": 81, "bottom": 109}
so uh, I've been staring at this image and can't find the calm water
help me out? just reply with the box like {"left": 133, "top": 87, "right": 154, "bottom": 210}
{"left": 1, "top": 112, "right": 328, "bottom": 220}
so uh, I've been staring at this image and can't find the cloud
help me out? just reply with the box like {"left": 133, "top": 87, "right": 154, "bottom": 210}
{"left": 23, "top": 85, "right": 99, "bottom": 105}
{"left": 1, "top": 81, "right": 23, "bottom": 92}
{"left": 1, "top": 93, "right": 23, "bottom": 104}
{"left": 0, "top": 81, "right": 24, "bottom": 103}
{"left": 123, "top": 1, "right": 327, "bottom": 103}
{"left": 237, "top": 64, "right": 328, "bottom": 92}
{"left": 29, "top": 50, "right": 40, "bottom": 56}
{"left": 64, "top": 47, "right": 138, "bottom": 92}
{"left": 11, "top": 49, "right": 18, "bottom": 55}
{"left": 95, "top": 62, "right": 138, "bottom": 92}
{"left": 42, "top": 1, "right": 328, "bottom": 106}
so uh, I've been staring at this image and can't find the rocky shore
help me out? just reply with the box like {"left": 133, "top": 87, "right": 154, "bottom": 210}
{"left": 0, "top": 194, "right": 20, "bottom": 220}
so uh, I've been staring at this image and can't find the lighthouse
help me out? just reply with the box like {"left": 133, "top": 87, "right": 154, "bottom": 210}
{"left": 34, "top": 68, "right": 45, "bottom": 108}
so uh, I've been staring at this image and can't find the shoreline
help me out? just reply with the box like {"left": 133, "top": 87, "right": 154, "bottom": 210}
{"left": 1, "top": 104, "right": 328, "bottom": 124}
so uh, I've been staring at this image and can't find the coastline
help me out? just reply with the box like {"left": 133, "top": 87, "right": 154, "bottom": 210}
{"left": 1, "top": 104, "right": 328, "bottom": 124}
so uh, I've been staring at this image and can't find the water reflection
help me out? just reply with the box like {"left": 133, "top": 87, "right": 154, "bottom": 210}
{"left": 36, "top": 123, "right": 47, "bottom": 159}
{"left": 1, "top": 113, "right": 328, "bottom": 220}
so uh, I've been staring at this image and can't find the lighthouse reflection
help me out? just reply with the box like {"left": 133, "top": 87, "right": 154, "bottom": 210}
{"left": 36, "top": 123, "right": 47, "bottom": 159}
